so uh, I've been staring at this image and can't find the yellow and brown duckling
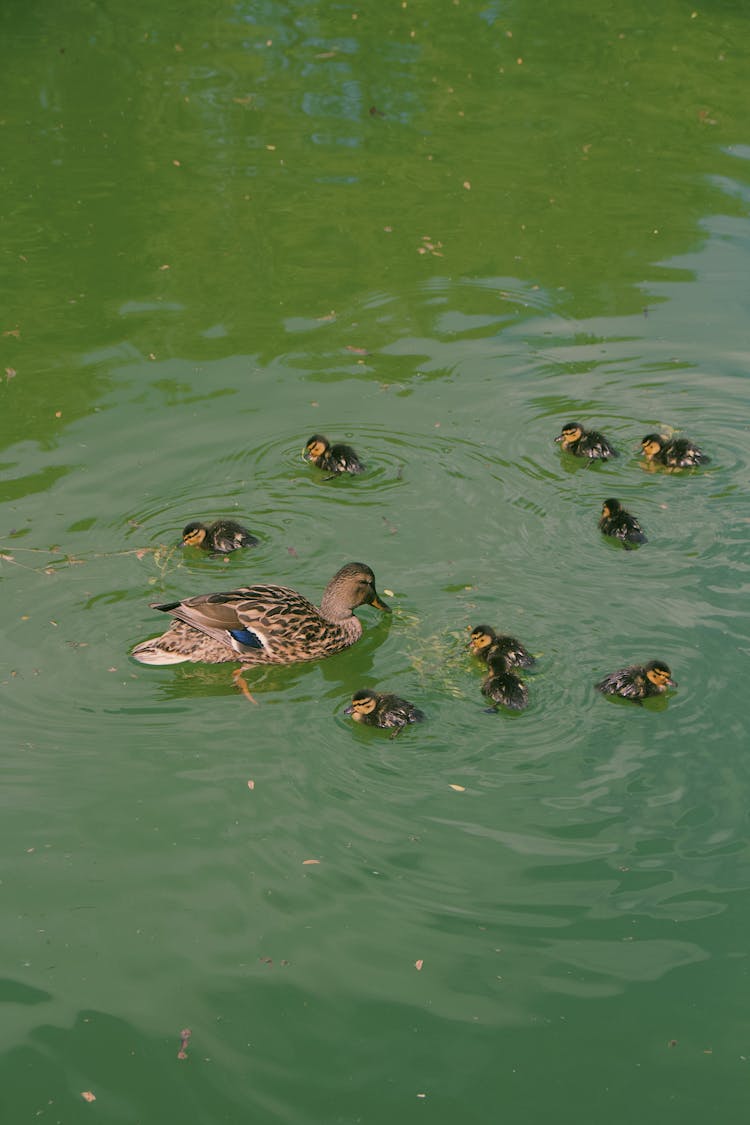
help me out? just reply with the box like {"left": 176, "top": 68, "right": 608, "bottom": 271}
{"left": 345, "top": 689, "right": 425, "bottom": 734}
{"left": 481, "top": 651, "right": 529, "bottom": 712}
{"left": 468, "top": 624, "right": 536, "bottom": 670}
{"left": 182, "top": 519, "right": 259, "bottom": 553}
{"left": 304, "top": 434, "right": 364, "bottom": 477}
{"left": 555, "top": 421, "right": 618, "bottom": 461}
{"left": 641, "top": 432, "right": 710, "bottom": 468}
{"left": 596, "top": 659, "right": 676, "bottom": 702}
{"left": 131, "top": 562, "right": 390, "bottom": 671}
{"left": 599, "top": 499, "right": 647, "bottom": 548}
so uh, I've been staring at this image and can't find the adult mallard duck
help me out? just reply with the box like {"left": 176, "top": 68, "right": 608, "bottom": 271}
{"left": 596, "top": 659, "right": 676, "bottom": 702}
{"left": 640, "top": 433, "right": 710, "bottom": 468}
{"left": 131, "top": 562, "right": 390, "bottom": 675}
{"left": 304, "top": 434, "right": 364, "bottom": 477}
{"left": 555, "top": 422, "right": 618, "bottom": 461}
{"left": 345, "top": 689, "right": 425, "bottom": 734}
{"left": 598, "top": 499, "right": 647, "bottom": 548}
{"left": 182, "top": 519, "right": 259, "bottom": 553}
{"left": 468, "top": 624, "right": 536, "bottom": 670}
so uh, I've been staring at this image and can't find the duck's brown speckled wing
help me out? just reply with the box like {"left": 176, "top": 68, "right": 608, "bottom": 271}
{"left": 152, "top": 583, "right": 353, "bottom": 663}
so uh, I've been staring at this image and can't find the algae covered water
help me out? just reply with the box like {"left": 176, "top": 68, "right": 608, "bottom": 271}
{"left": 2, "top": 2, "right": 750, "bottom": 1122}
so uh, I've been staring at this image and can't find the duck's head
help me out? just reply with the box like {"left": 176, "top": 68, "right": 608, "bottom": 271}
{"left": 182, "top": 521, "right": 208, "bottom": 547}
{"left": 555, "top": 422, "right": 583, "bottom": 445}
{"left": 304, "top": 434, "right": 331, "bottom": 461}
{"left": 641, "top": 434, "right": 665, "bottom": 460}
{"left": 344, "top": 689, "right": 379, "bottom": 720}
{"left": 645, "top": 660, "right": 676, "bottom": 689}
{"left": 468, "top": 624, "right": 497, "bottom": 656}
{"left": 601, "top": 498, "right": 622, "bottom": 519}
{"left": 322, "top": 562, "right": 391, "bottom": 618}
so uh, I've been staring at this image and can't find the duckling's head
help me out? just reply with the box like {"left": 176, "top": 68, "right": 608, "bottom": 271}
{"left": 601, "top": 498, "right": 622, "bottom": 519}
{"left": 182, "top": 521, "right": 208, "bottom": 547}
{"left": 641, "top": 434, "right": 665, "bottom": 460}
{"left": 345, "top": 689, "right": 379, "bottom": 720}
{"left": 322, "top": 562, "right": 391, "bottom": 617}
{"left": 645, "top": 660, "right": 676, "bottom": 688}
{"left": 304, "top": 434, "right": 331, "bottom": 461}
{"left": 468, "top": 625, "right": 497, "bottom": 655}
{"left": 555, "top": 422, "right": 583, "bottom": 445}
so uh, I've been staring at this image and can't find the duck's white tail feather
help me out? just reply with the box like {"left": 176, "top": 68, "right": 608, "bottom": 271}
{"left": 130, "top": 641, "right": 190, "bottom": 665}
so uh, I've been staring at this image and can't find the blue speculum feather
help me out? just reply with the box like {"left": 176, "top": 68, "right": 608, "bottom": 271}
{"left": 229, "top": 628, "right": 263, "bottom": 648}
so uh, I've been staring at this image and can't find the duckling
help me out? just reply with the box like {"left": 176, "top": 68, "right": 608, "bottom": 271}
{"left": 468, "top": 624, "right": 536, "bottom": 670}
{"left": 598, "top": 499, "right": 647, "bottom": 548}
{"left": 596, "top": 659, "right": 676, "bottom": 702}
{"left": 481, "top": 652, "right": 529, "bottom": 712}
{"left": 555, "top": 421, "right": 618, "bottom": 461}
{"left": 641, "top": 433, "right": 710, "bottom": 468}
{"left": 182, "top": 519, "right": 259, "bottom": 553}
{"left": 345, "top": 689, "right": 424, "bottom": 734}
{"left": 304, "top": 434, "right": 364, "bottom": 477}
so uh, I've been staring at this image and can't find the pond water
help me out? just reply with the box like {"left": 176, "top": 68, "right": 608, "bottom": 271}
{"left": 2, "top": 2, "right": 750, "bottom": 1122}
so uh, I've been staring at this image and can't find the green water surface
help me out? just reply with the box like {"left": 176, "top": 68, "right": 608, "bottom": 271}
{"left": 2, "top": 1, "right": 750, "bottom": 1122}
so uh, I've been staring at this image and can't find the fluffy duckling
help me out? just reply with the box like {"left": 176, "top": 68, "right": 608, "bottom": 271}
{"left": 468, "top": 624, "right": 536, "bottom": 670}
{"left": 598, "top": 499, "right": 647, "bottom": 548}
{"left": 481, "top": 653, "right": 529, "bottom": 712}
{"left": 345, "top": 689, "right": 425, "bottom": 734}
{"left": 304, "top": 434, "right": 364, "bottom": 477}
{"left": 182, "top": 519, "right": 259, "bottom": 553}
{"left": 641, "top": 433, "right": 710, "bottom": 468}
{"left": 555, "top": 421, "right": 618, "bottom": 461}
{"left": 596, "top": 659, "right": 676, "bottom": 702}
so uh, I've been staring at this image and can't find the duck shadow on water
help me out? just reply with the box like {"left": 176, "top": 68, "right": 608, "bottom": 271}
{"left": 138, "top": 614, "right": 393, "bottom": 704}
{"left": 598, "top": 692, "right": 673, "bottom": 713}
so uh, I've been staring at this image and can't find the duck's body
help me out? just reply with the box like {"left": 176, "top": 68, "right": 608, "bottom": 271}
{"left": 131, "top": 562, "right": 390, "bottom": 667}
{"left": 641, "top": 433, "right": 710, "bottom": 468}
{"left": 345, "top": 689, "right": 424, "bottom": 732}
{"left": 468, "top": 624, "right": 536, "bottom": 670}
{"left": 555, "top": 422, "right": 617, "bottom": 461}
{"left": 304, "top": 434, "right": 364, "bottom": 476}
{"left": 182, "top": 519, "right": 259, "bottom": 553}
{"left": 596, "top": 660, "right": 675, "bottom": 701}
{"left": 599, "top": 499, "right": 647, "bottom": 547}
{"left": 481, "top": 661, "right": 529, "bottom": 711}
